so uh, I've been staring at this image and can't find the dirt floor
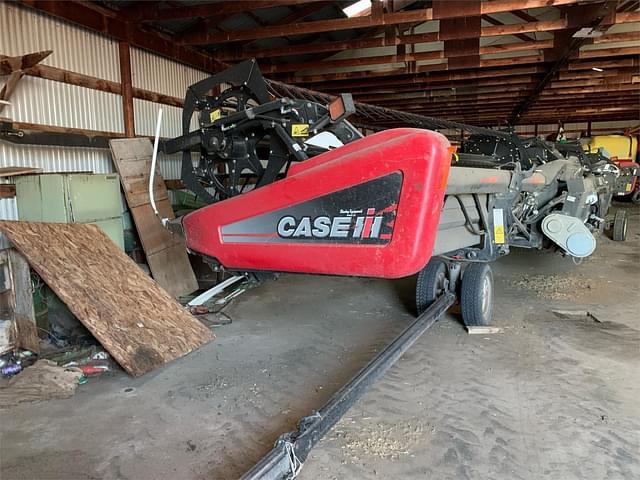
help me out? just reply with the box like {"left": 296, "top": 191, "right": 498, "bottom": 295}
{"left": 1, "top": 204, "right": 639, "bottom": 480}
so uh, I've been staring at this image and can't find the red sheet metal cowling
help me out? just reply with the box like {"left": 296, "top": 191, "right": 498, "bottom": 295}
{"left": 182, "top": 128, "right": 451, "bottom": 279}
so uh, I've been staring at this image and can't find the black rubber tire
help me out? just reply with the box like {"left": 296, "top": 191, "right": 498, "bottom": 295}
{"left": 460, "top": 263, "right": 493, "bottom": 327}
{"left": 416, "top": 260, "right": 447, "bottom": 315}
{"left": 612, "top": 210, "right": 628, "bottom": 242}
{"left": 631, "top": 190, "right": 640, "bottom": 205}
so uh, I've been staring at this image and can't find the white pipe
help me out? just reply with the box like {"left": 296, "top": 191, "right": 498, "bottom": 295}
{"left": 149, "top": 108, "right": 163, "bottom": 218}
{"left": 187, "top": 275, "right": 246, "bottom": 306}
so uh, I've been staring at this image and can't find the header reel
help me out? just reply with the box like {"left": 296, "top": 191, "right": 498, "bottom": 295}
{"left": 164, "top": 60, "right": 360, "bottom": 204}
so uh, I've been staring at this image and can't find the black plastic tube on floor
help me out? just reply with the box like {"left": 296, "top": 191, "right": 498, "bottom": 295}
{"left": 241, "top": 292, "right": 456, "bottom": 480}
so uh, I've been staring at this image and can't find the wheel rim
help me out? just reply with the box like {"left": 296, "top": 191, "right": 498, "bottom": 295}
{"left": 435, "top": 271, "right": 446, "bottom": 296}
{"left": 480, "top": 274, "right": 492, "bottom": 318}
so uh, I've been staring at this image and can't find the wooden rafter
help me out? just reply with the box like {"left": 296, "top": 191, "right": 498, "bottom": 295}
{"left": 17, "top": 0, "right": 640, "bottom": 128}
{"left": 118, "top": 0, "right": 328, "bottom": 23}
{"left": 509, "top": 1, "right": 634, "bottom": 123}
{"left": 481, "top": 14, "right": 535, "bottom": 42}
{"left": 181, "top": 0, "right": 585, "bottom": 45}
{"left": 259, "top": 39, "right": 553, "bottom": 74}
{"left": 20, "top": 0, "right": 225, "bottom": 73}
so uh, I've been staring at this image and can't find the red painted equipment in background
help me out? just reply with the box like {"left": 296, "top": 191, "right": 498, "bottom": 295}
{"left": 182, "top": 128, "right": 451, "bottom": 279}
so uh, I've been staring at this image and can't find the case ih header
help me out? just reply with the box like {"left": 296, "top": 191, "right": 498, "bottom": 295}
{"left": 162, "top": 60, "right": 628, "bottom": 479}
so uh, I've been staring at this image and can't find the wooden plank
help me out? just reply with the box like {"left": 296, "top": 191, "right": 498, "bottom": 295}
{"left": 130, "top": 200, "right": 180, "bottom": 256}
{"left": 0, "top": 166, "right": 42, "bottom": 177}
{"left": 118, "top": 42, "right": 135, "bottom": 137}
{"left": 219, "top": 19, "right": 566, "bottom": 61}
{"left": 147, "top": 243, "right": 204, "bottom": 300}
{"left": 0, "top": 221, "right": 213, "bottom": 376}
{"left": 0, "top": 184, "right": 16, "bottom": 198}
{"left": 109, "top": 138, "right": 198, "bottom": 298}
{"left": 122, "top": 0, "right": 326, "bottom": 22}
{"left": 164, "top": 179, "right": 186, "bottom": 190}
{"left": 467, "top": 326, "right": 502, "bottom": 334}
{"left": 183, "top": 8, "right": 435, "bottom": 45}
{"left": 8, "top": 249, "right": 38, "bottom": 353}
{"left": 260, "top": 39, "right": 553, "bottom": 74}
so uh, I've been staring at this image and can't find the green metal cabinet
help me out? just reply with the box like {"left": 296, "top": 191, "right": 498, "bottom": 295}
{"left": 15, "top": 173, "right": 125, "bottom": 250}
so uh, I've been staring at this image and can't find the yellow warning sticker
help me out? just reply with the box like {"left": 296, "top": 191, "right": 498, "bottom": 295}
{"left": 625, "top": 183, "right": 632, "bottom": 192}
{"left": 492, "top": 208, "right": 505, "bottom": 244}
{"left": 210, "top": 109, "right": 221, "bottom": 122}
{"left": 291, "top": 124, "right": 309, "bottom": 137}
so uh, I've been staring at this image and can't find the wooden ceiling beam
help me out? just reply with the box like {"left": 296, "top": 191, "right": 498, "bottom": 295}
{"left": 568, "top": 57, "right": 639, "bottom": 70}
{"left": 521, "top": 110, "right": 639, "bottom": 119}
{"left": 177, "top": 2, "right": 336, "bottom": 45}
{"left": 481, "top": 14, "right": 535, "bottom": 42}
{"left": 578, "top": 46, "right": 640, "bottom": 58}
{"left": 20, "top": 0, "right": 224, "bottom": 73}
{"left": 395, "top": 95, "right": 637, "bottom": 112}
{"left": 592, "top": 30, "right": 640, "bottom": 44}
{"left": 480, "top": 0, "right": 580, "bottom": 15}
{"left": 319, "top": 72, "right": 544, "bottom": 90}
{"left": 259, "top": 39, "right": 553, "bottom": 74}
{"left": 182, "top": 8, "right": 435, "bottom": 45}
{"left": 215, "top": 31, "right": 439, "bottom": 61}
{"left": 183, "top": 0, "right": 587, "bottom": 45}
{"left": 355, "top": 85, "right": 538, "bottom": 101}
{"left": 557, "top": 66, "right": 638, "bottom": 79}
{"left": 399, "top": 88, "right": 640, "bottom": 106}
{"left": 615, "top": 11, "right": 640, "bottom": 22}
{"left": 118, "top": 0, "right": 327, "bottom": 23}
{"left": 411, "top": 103, "right": 637, "bottom": 119}
{"left": 511, "top": 10, "right": 540, "bottom": 23}
{"left": 351, "top": 74, "right": 636, "bottom": 99}
{"left": 286, "top": 64, "right": 546, "bottom": 85}
{"left": 175, "top": 14, "right": 235, "bottom": 43}
{"left": 217, "top": 19, "right": 567, "bottom": 61}
{"left": 618, "top": 0, "right": 640, "bottom": 12}
{"left": 275, "top": 54, "right": 547, "bottom": 83}
{"left": 318, "top": 64, "right": 631, "bottom": 92}
{"left": 540, "top": 84, "right": 640, "bottom": 94}
{"left": 529, "top": 96, "right": 640, "bottom": 107}
{"left": 509, "top": 1, "right": 619, "bottom": 124}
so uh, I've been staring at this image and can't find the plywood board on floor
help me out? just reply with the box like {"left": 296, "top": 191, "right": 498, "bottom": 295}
{"left": 0, "top": 221, "right": 214, "bottom": 376}
{"left": 109, "top": 138, "right": 198, "bottom": 298}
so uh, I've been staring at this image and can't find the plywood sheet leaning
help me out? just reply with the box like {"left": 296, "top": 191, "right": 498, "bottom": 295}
{"left": 109, "top": 138, "right": 198, "bottom": 298}
{"left": 0, "top": 221, "right": 214, "bottom": 376}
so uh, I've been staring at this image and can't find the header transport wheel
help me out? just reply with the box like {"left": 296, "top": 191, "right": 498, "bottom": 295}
{"left": 416, "top": 259, "right": 448, "bottom": 315}
{"left": 612, "top": 210, "right": 628, "bottom": 242}
{"left": 460, "top": 263, "right": 494, "bottom": 326}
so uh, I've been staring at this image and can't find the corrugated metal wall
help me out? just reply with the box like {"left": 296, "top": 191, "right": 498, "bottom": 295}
{"left": 0, "top": 3, "right": 210, "bottom": 225}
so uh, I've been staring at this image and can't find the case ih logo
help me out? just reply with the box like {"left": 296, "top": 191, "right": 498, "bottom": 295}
{"left": 219, "top": 173, "right": 401, "bottom": 245}
{"left": 277, "top": 208, "right": 383, "bottom": 239}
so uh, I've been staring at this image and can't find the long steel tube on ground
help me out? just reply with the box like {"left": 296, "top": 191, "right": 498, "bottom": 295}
{"left": 241, "top": 292, "right": 456, "bottom": 480}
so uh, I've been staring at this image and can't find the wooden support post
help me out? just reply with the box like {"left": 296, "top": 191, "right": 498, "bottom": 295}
{"left": 587, "top": 121, "right": 592, "bottom": 137}
{"left": 534, "top": 123, "right": 539, "bottom": 137}
{"left": 118, "top": 41, "right": 135, "bottom": 138}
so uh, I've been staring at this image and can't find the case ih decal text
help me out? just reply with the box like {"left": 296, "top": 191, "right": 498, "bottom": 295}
{"left": 220, "top": 172, "right": 402, "bottom": 245}
{"left": 277, "top": 209, "right": 384, "bottom": 239}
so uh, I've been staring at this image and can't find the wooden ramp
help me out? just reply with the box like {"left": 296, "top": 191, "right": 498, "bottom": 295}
{"left": 109, "top": 138, "right": 198, "bottom": 298}
{"left": 0, "top": 221, "right": 214, "bottom": 376}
